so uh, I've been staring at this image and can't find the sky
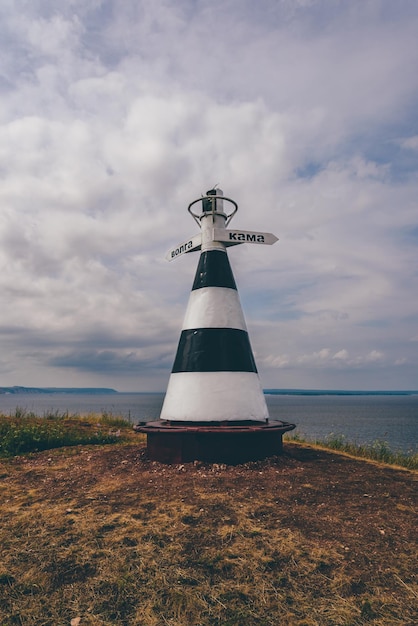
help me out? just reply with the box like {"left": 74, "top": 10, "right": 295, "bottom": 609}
{"left": 1, "top": 0, "right": 418, "bottom": 392}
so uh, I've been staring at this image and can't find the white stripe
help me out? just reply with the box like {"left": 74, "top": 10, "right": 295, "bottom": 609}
{"left": 182, "top": 287, "right": 247, "bottom": 331}
{"left": 201, "top": 241, "right": 226, "bottom": 252}
{"left": 160, "top": 371, "right": 269, "bottom": 422}
{"left": 201, "top": 211, "right": 226, "bottom": 252}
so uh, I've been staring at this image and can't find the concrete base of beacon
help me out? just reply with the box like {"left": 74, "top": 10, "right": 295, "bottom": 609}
{"left": 134, "top": 420, "right": 296, "bottom": 464}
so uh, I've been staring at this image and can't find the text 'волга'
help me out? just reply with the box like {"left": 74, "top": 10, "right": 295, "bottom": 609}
{"left": 171, "top": 240, "right": 194, "bottom": 258}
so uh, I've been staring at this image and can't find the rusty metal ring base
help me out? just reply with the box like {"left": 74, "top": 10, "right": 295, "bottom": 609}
{"left": 135, "top": 420, "right": 296, "bottom": 464}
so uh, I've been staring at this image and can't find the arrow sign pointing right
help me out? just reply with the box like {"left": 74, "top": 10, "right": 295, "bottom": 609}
{"left": 213, "top": 228, "right": 278, "bottom": 246}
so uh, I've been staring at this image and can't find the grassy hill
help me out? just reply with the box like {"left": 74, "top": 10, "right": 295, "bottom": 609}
{"left": 0, "top": 421, "right": 416, "bottom": 625}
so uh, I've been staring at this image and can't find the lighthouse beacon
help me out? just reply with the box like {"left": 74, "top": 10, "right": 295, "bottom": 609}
{"left": 137, "top": 188, "right": 295, "bottom": 463}
{"left": 161, "top": 188, "right": 268, "bottom": 423}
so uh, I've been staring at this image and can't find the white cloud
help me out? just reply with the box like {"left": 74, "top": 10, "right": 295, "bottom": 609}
{"left": 0, "top": 0, "right": 417, "bottom": 390}
{"left": 333, "top": 349, "right": 349, "bottom": 361}
{"left": 399, "top": 135, "right": 418, "bottom": 151}
{"left": 263, "top": 347, "right": 386, "bottom": 371}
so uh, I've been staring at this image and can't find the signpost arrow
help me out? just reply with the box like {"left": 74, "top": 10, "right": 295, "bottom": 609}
{"left": 213, "top": 228, "right": 278, "bottom": 246}
{"left": 166, "top": 233, "right": 202, "bottom": 261}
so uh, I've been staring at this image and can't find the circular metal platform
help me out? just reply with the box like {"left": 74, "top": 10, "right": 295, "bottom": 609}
{"left": 134, "top": 420, "right": 296, "bottom": 464}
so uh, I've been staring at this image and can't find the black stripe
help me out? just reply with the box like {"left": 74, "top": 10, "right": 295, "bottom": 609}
{"left": 192, "top": 250, "right": 237, "bottom": 291}
{"left": 172, "top": 328, "right": 258, "bottom": 373}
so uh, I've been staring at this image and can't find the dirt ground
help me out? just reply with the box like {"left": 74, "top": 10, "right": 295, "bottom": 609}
{"left": 0, "top": 441, "right": 416, "bottom": 625}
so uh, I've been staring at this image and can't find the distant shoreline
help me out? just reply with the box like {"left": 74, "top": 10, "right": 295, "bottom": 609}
{"left": 1, "top": 386, "right": 417, "bottom": 396}
{"left": 263, "top": 389, "right": 418, "bottom": 396}
{"left": 0, "top": 386, "right": 118, "bottom": 395}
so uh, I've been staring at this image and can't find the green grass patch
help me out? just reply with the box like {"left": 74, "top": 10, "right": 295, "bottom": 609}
{"left": 0, "top": 410, "right": 132, "bottom": 457}
{"left": 85, "top": 410, "right": 132, "bottom": 429}
{"left": 284, "top": 432, "right": 418, "bottom": 470}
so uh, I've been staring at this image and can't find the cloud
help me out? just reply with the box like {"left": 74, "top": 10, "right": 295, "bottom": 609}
{"left": 47, "top": 348, "right": 172, "bottom": 373}
{"left": 263, "top": 347, "right": 386, "bottom": 370}
{"left": 399, "top": 135, "right": 418, "bottom": 151}
{"left": 0, "top": 0, "right": 417, "bottom": 391}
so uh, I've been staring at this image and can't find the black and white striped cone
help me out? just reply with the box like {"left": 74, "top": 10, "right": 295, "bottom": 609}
{"left": 160, "top": 245, "right": 269, "bottom": 422}
{"left": 136, "top": 188, "right": 295, "bottom": 463}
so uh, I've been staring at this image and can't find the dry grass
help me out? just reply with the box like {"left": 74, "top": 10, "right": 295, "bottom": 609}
{"left": 284, "top": 433, "right": 418, "bottom": 470}
{"left": 0, "top": 440, "right": 416, "bottom": 625}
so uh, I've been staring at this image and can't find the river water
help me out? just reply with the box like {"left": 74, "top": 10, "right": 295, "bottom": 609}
{"left": 1, "top": 391, "right": 417, "bottom": 453}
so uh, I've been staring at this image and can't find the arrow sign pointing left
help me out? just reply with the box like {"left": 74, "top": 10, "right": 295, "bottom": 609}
{"left": 166, "top": 233, "right": 202, "bottom": 261}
